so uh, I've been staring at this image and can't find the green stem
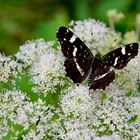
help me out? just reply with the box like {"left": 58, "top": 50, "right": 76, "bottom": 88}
{"left": 109, "top": 19, "right": 115, "bottom": 31}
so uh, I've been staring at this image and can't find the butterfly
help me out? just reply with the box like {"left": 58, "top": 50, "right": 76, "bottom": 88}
{"left": 56, "top": 26, "right": 139, "bottom": 90}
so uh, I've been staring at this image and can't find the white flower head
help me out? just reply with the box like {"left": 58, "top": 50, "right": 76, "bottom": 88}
{"left": 61, "top": 85, "right": 93, "bottom": 115}
{"left": 30, "top": 48, "right": 66, "bottom": 94}
{"left": 15, "top": 39, "right": 72, "bottom": 94}
{"left": 15, "top": 39, "right": 54, "bottom": 67}
{"left": 0, "top": 53, "right": 21, "bottom": 83}
{"left": 26, "top": 40, "right": 73, "bottom": 94}
{"left": 70, "top": 19, "right": 117, "bottom": 54}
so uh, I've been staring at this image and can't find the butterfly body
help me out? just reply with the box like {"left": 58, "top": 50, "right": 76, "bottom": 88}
{"left": 57, "top": 26, "right": 139, "bottom": 90}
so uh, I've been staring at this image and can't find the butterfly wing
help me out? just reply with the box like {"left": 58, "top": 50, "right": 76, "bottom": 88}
{"left": 56, "top": 26, "right": 94, "bottom": 60}
{"left": 101, "top": 43, "right": 139, "bottom": 69}
{"left": 88, "top": 61, "right": 115, "bottom": 90}
{"left": 65, "top": 58, "right": 92, "bottom": 83}
{"left": 89, "top": 43, "right": 139, "bottom": 90}
{"left": 56, "top": 26, "right": 94, "bottom": 83}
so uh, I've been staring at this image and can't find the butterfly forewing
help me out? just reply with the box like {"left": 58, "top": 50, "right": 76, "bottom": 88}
{"left": 57, "top": 26, "right": 94, "bottom": 60}
{"left": 89, "top": 62, "right": 115, "bottom": 90}
{"left": 57, "top": 26, "right": 94, "bottom": 84}
{"left": 101, "top": 43, "right": 139, "bottom": 69}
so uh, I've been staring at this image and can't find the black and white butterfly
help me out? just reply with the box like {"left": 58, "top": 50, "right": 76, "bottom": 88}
{"left": 56, "top": 26, "right": 139, "bottom": 90}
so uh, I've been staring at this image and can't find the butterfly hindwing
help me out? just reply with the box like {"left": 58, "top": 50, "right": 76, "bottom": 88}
{"left": 88, "top": 61, "right": 115, "bottom": 90}
{"left": 57, "top": 26, "right": 94, "bottom": 60}
{"left": 64, "top": 58, "right": 92, "bottom": 83}
{"left": 101, "top": 43, "right": 139, "bottom": 69}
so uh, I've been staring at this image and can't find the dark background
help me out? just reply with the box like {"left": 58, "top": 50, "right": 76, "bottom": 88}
{"left": 0, "top": 0, "right": 139, "bottom": 55}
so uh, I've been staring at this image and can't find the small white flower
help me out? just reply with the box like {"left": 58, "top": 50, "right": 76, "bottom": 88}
{"left": 0, "top": 53, "right": 20, "bottom": 83}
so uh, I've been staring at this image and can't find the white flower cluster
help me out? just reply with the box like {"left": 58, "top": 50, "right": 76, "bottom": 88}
{"left": 30, "top": 45, "right": 66, "bottom": 93}
{"left": 0, "top": 17, "right": 140, "bottom": 140}
{"left": 59, "top": 85, "right": 140, "bottom": 139}
{"left": 16, "top": 39, "right": 55, "bottom": 67}
{"left": 95, "top": 86, "right": 140, "bottom": 139}
{"left": 0, "top": 89, "right": 62, "bottom": 140}
{"left": 70, "top": 19, "right": 117, "bottom": 54}
{"left": 16, "top": 39, "right": 71, "bottom": 94}
{"left": 0, "top": 53, "right": 20, "bottom": 83}
{"left": 60, "top": 85, "right": 97, "bottom": 140}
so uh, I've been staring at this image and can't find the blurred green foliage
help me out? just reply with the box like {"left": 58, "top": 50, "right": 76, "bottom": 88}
{"left": 0, "top": 0, "right": 140, "bottom": 55}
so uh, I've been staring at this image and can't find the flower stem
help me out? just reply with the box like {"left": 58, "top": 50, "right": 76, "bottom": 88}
{"left": 109, "top": 19, "right": 115, "bottom": 31}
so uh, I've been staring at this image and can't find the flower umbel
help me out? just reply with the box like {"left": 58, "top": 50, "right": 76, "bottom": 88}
{"left": 16, "top": 39, "right": 72, "bottom": 94}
